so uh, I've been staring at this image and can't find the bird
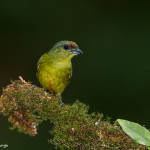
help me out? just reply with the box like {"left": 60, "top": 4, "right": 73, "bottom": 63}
{"left": 37, "top": 41, "right": 83, "bottom": 104}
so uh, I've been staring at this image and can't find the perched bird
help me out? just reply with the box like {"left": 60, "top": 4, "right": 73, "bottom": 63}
{"left": 37, "top": 40, "right": 83, "bottom": 98}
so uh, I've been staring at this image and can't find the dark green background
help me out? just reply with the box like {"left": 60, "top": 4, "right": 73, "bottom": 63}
{"left": 0, "top": 1, "right": 150, "bottom": 149}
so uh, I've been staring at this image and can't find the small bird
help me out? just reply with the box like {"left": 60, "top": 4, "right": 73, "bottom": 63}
{"left": 37, "top": 40, "right": 83, "bottom": 100}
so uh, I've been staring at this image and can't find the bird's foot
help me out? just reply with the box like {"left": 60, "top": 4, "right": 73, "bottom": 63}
{"left": 32, "top": 85, "right": 38, "bottom": 88}
{"left": 60, "top": 98, "right": 65, "bottom": 106}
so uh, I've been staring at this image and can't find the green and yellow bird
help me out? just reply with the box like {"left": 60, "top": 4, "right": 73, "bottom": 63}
{"left": 37, "top": 40, "right": 83, "bottom": 98}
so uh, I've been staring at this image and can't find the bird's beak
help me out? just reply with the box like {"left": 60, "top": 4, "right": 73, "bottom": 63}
{"left": 71, "top": 48, "right": 83, "bottom": 55}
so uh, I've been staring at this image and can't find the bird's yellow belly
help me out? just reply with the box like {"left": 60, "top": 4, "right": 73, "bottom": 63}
{"left": 38, "top": 62, "right": 71, "bottom": 94}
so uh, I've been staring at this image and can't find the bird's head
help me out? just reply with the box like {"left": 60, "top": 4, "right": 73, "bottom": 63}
{"left": 48, "top": 41, "right": 83, "bottom": 61}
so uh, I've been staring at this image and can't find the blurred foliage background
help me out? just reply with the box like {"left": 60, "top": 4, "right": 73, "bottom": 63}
{"left": 0, "top": 0, "right": 150, "bottom": 149}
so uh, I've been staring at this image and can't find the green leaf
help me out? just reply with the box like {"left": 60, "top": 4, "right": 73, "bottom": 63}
{"left": 117, "top": 119, "right": 150, "bottom": 148}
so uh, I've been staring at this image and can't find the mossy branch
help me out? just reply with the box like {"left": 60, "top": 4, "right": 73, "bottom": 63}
{"left": 0, "top": 77, "right": 148, "bottom": 149}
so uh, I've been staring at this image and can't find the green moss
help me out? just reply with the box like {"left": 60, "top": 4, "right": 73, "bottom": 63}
{"left": 0, "top": 77, "right": 148, "bottom": 149}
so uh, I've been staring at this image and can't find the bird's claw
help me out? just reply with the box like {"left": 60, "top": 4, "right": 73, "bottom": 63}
{"left": 60, "top": 99, "right": 65, "bottom": 106}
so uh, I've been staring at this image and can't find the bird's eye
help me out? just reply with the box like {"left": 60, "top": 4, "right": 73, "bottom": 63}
{"left": 64, "top": 44, "right": 69, "bottom": 50}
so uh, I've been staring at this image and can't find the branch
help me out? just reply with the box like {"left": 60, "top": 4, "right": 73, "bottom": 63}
{"left": 0, "top": 77, "right": 148, "bottom": 149}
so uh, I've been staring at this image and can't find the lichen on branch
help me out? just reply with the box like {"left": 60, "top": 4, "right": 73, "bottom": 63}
{"left": 0, "top": 76, "right": 60, "bottom": 135}
{"left": 0, "top": 77, "right": 148, "bottom": 149}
